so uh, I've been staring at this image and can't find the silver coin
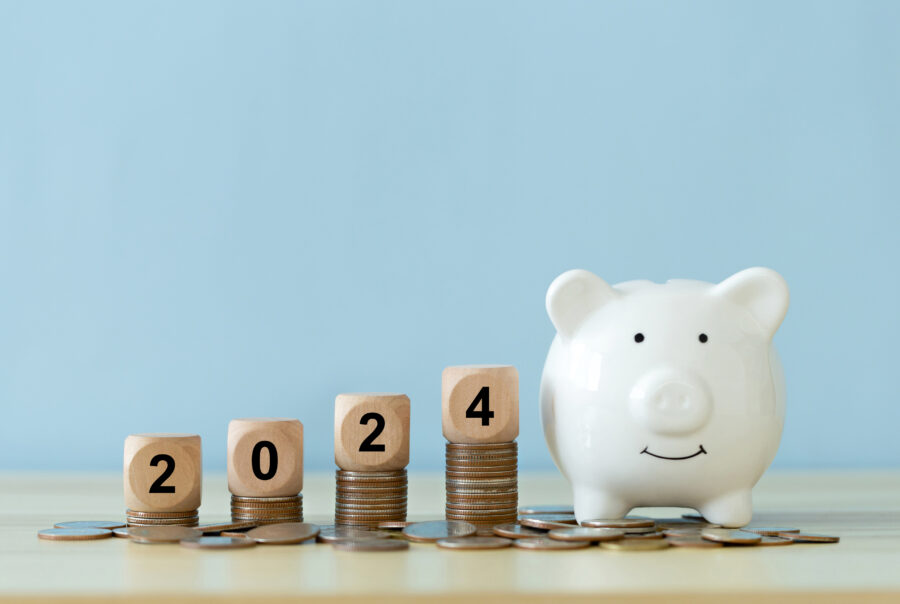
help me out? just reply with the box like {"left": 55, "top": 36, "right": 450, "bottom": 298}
{"left": 332, "top": 539, "right": 409, "bottom": 551}
{"left": 580, "top": 516, "right": 655, "bottom": 529}
{"left": 402, "top": 521, "right": 477, "bottom": 542}
{"left": 316, "top": 525, "right": 392, "bottom": 543}
{"left": 548, "top": 527, "right": 625, "bottom": 542}
{"left": 436, "top": 536, "right": 513, "bottom": 550}
{"left": 54, "top": 520, "right": 126, "bottom": 530}
{"left": 518, "top": 515, "right": 578, "bottom": 530}
{"left": 513, "top": 537, "right": 590, "bottom": 550}
{"left": 492, "top": 523, "right": 547, "bottom": 539}
{"left": 180, "top": 536, "right": 256, "bottom": 549}
{"left": 38, "top": 528, "right": 112, "bottom": 541}
{"left": 245, "top": 522, "right": 320, "bottom": 544}
{"left": 518, "top": 505, "right": 574, "bottom": 516}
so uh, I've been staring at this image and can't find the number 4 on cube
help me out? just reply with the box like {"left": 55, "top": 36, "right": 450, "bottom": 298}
{"left": 442, "top": 365, "right": 519, "bottom": 444}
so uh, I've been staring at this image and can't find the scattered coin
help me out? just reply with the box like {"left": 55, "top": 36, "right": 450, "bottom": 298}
{"left": 701, "top": 529, "right": 762, "bottom": 545}
{"left": 332, "top": 539, "right": 409, "bottom": 552}
{"left": 38, "top": 528, "right": 113, "bottom": 541}
{"left": 219, "top": 531, "right": 252, "bottom": 538}
{"left": 757, "top": 536, "right": 794, "bottom": 546}
{"left": 112, "top": 527, "right": 132, "bottom": 538}
{"left": 245, "top": 522, "right": 320, "bottom": 545}
{"left": 548, "top": 527, "right": 625, "bottom": 542}
{"left": 492, "top": 524, "right": 547, "bottom": 539}
{"left": 128, "top": 526, "right": 202, "bottom": 544}
{"left": 745, "top": 527, "right": 800, "bottom": 536}
{"left": 180, "top": 536, "right": 257, "bottom": 549}
{"left": 779, "top": 532, "right": 840, "bottom": 543}
{"left": 437, "top": 536, "right": 513, "bottom": 550}
{"left": 580, "top": 517, "right": 655, "bottom": 529}
{"left": 378, "top": 521, "right": 415, "bottom": 530}
{"left": 316, "top": 525, "right": 391, "bottom": 543}
{"left": 53, "top": 521, "right": 125, "bottom": 530}
{"left": 402, "top": 521, "right": 477, "bottom": 543}
{"left": 513, "top": 537, "right": 590, "bottom": 550}
{"left": 663, "top": 528, "right": 703, "bottom": 538}
{"left": 623, "top": 531, "right": 666, "bottom": 540}
{"left": 601, "top": 539, "right": 670, "bottom": 551}
{"left": 518, "top": 515, "right": 578, "bottom": 530}
{"left": 667, "top": 536, "right": 724, "bottom": 548}
{"left": 198, "top": 521, "right": 258, "bottom": 534}
{"left": 518, "top": 505, "right": 574, "bottom": 516}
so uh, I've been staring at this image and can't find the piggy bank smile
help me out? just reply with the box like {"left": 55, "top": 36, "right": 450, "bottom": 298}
{"left": 640, "top": 445, "right": 707, "bottom": 460}
{"left": 540, "top": 267, "right": 789, "bottom": 527}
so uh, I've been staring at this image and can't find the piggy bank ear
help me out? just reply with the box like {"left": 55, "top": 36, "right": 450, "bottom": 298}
{"left": 712, "top": 267, "right": 790, "bottom": 337}
{"left": 546, "top": 269, "right": 619, "bottom": 339}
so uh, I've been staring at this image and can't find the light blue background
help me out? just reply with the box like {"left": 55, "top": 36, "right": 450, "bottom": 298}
{"left": 1, "top": 1, "right": 898, "bottom": 472}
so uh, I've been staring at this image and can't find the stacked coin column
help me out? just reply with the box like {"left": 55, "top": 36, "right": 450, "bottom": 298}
{"left": 442, "top": 365, "right": 519, "bottom": 527}
{"left": 228, "top": 418, "right": 304, "bottom": 524}
{"left": 124, "top": 433, "right": 202, "bottom": 527}
{"left": 334, "top": 393, "right": 410, "bottom": 527}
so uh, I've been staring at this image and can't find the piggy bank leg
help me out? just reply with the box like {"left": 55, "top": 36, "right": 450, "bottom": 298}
{"left": 698, "top": 490, "right": 753, "bottom": 528}
{"left": 573, "top": 486, "right": 631, "bottom": 523}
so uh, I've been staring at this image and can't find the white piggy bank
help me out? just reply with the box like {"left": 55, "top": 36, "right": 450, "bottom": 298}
{"left": 540, "top": 267, "right": 789, "bottom": 527}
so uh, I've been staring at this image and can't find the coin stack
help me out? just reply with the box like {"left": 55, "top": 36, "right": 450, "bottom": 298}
{"left": 126, "top": 508, "right": 199, "bottom": 527}
{"left": 445, "top": 441, "right": 518, "bottom": 527}
{"left": 335, "top": 470, "right": 407, "bottom": 528}
{"left": 230, "top": 494, "right": 303, "bottom": 525}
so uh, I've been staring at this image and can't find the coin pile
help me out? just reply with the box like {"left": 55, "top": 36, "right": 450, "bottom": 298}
{"left": 230, "top": 494, "right": 303, "bottom": 525}
{"left": 335, "top": 469, "right": 407, "bottom": 527}
{"left": 445, "top": 442, "right": 518, "bottom": 526}
{"left": 126, "top": 508, "right": 199, "bottom": 527}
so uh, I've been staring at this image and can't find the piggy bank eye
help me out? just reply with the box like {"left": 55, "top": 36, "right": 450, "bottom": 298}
{"left": 698, "top": 333, "right": 708, "bottom": 343}
{"left": 634, "top": 333, "right": 645, "bottom": 343}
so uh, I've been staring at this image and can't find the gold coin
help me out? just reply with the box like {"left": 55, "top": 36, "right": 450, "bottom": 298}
{"left": 126, "top": 508, "right": 200, "bottom": 518}
{"left": 332, "top": 539, "right": 409, "bottom": 552}
{"left": 667, "top": 536, "right": 723, "bottom": 548}
{"left": 198, "top": 521, "right": 258, "bottom": 534}
{"left": 128, "top": 526, "right": 202, "bottom": 543}
{"left": 54, "top": 521, "right": 125, "bottom": 530}
{"left": 38, "top": 528, "right": 112, "bottom": 541}
{"left": 701, "top": 529, "right": 762, "bottom": 544}
{"left": 519, "top": 505, "right": 574, "bottom": 516}
{"left": 245, "top": 522, "right": 319, "bottom": 544}
{"left": 745, "top": 527, "right": 800, "bottom": 536}
{"left": 492, "top": 523, "right": 547, "bottom": 539}
{"left": 513, "top": 537, "right": 590, "bottom": 550}
{"left": 180, "top": 536, "right": 256, "bottom": 549}
{"left": 231, "top": 495, "right": 302, "bottom": 502}
{"left": 548, "top": 527, "right": 625, "bottom": 542}
{"left": 436, "top": 536, "right": 513, "bottom": 550}
{"left": 518, "top": 515, "right": 578, "bottom": 530}
{"left": 581, "top": 517, "right": 655, "bottom": 529}
{"left": 377, "top": 521, "right": 414, "bottom": 530}
{"left": 337, "top": 470, "right": 407, "bottom": 477}
{"left": 601, "top": 538, "right": 670, "bottom": 551}
{"left": 780, "top": 532, "right": 840, "bottom": 543}
{"left": 402, "top": 521, "right": 477, "bottom": 542}
{"left": 758, "top": 536, "right": 794, "bottom": 546}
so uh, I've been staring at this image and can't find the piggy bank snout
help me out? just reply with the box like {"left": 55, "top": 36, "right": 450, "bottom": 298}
{"left": 628, "top": 368, "right": 712, "bottom": 435}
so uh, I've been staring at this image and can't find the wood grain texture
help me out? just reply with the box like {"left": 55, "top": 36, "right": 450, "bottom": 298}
{"left": 442, "top": 365, "right": 518, "bottom": 443}
{"left": 123, "top": 433, "right": 202, "bottom": 512}
{"left": 227, "top": 418, "right": 303, "bottom": 497}
{"left": 334, "top": 393, "right": 410, "bottom": 471}
{"left": 3, "top": 470, "right": 900, "bottom": 603}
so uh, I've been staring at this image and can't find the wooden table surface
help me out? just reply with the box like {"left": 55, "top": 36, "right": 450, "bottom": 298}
{"left": 1, "top": 470, "right": 899, "bottom": 603}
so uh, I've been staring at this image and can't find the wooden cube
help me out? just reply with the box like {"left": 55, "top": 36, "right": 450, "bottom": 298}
{"left": 227, "top": 418, "right": 303, "bottom": 497}
{"left": 124, "top": 433, "right": 202, "bottom": 512}
{"left": 442, "top": 365, "right": 519, "bottom": 443}
{"left": 334, "top": 393, "right": 410, "bottom": 471}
